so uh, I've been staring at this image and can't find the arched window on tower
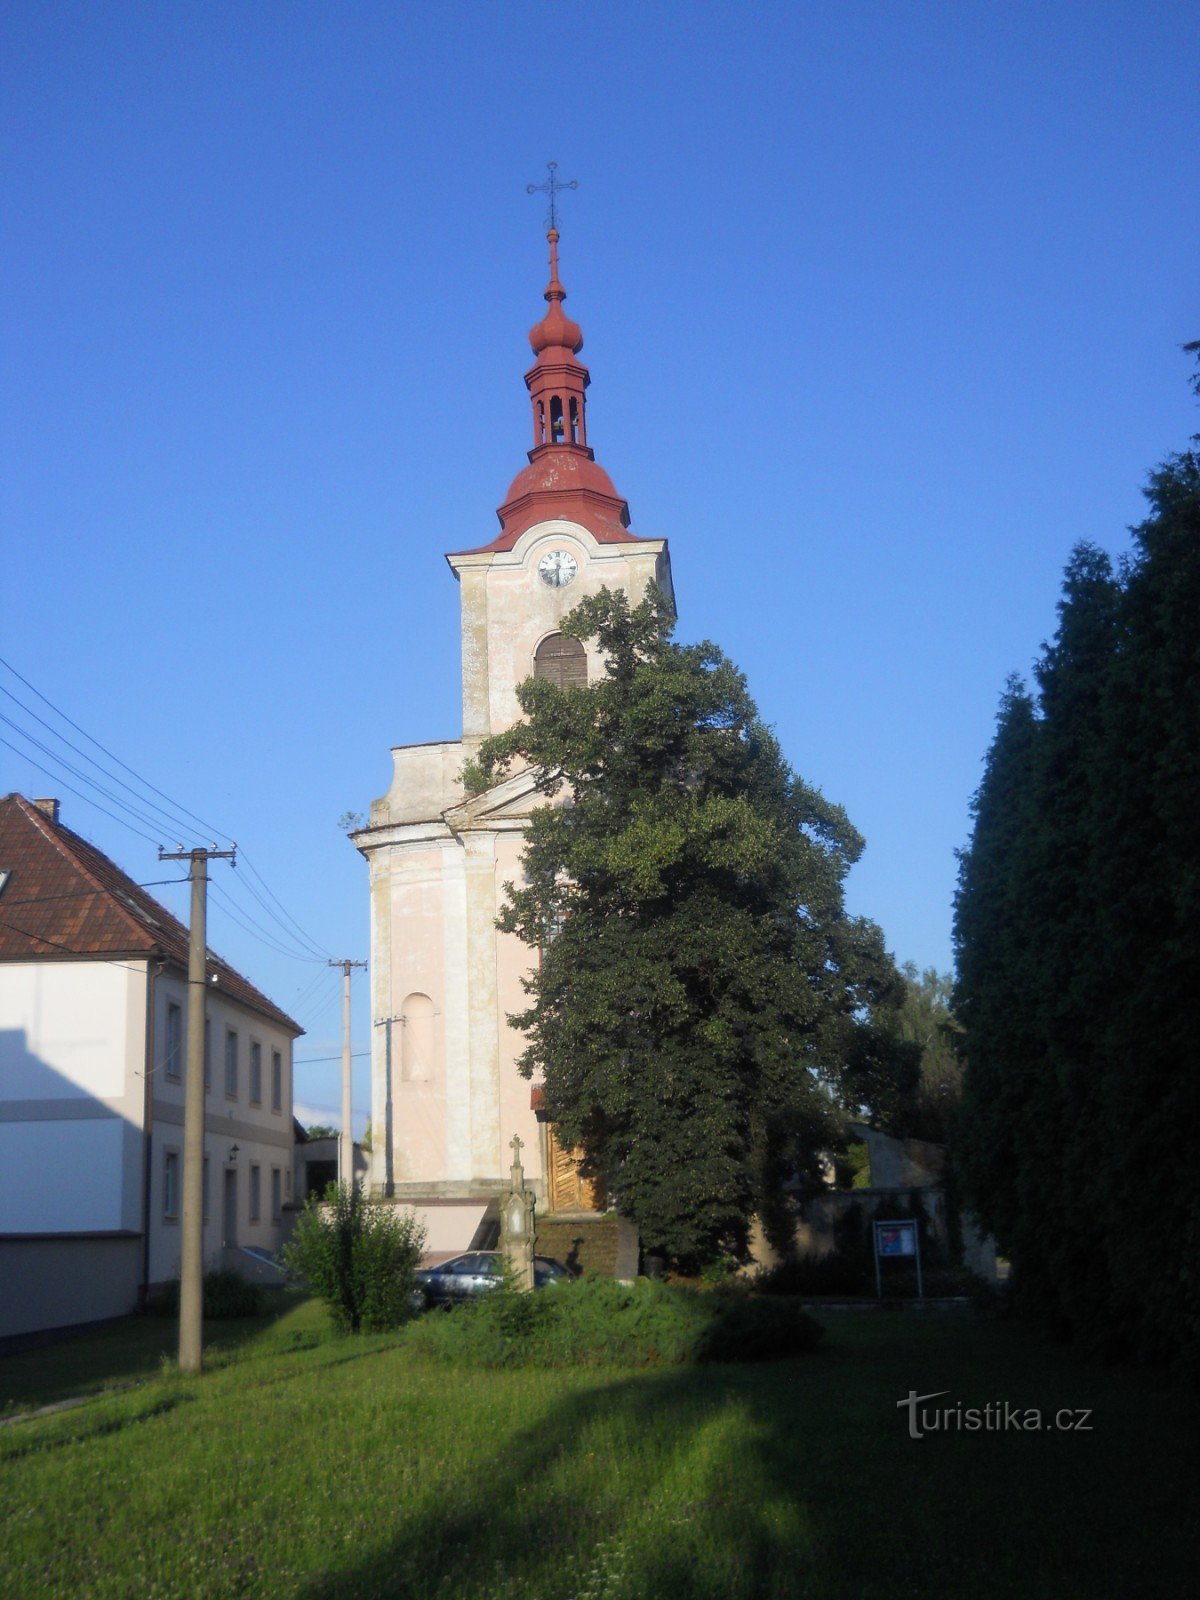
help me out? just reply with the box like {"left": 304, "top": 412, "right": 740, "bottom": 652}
{"left": 550, "top": 396, "right": 565, "bottom": 444}
{"left": 569, "top": 397, "right": 580, "bottom": 443}
{"left": 400, "top": 993, "right": 435, "bottom": 1083}
{"left": 534, "top": 633, "right": 587, "bottom": 690}
{"left": 535, "top": 400, "right": 546, "bottom": 445}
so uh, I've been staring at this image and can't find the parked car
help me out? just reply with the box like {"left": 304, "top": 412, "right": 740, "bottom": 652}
{"left": 415, "top": 1251, "right": 572, "bottom": 1307}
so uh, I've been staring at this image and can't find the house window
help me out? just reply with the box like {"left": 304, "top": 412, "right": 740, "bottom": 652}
{"left": 165, "top": 1001, "right": 183, "bottom": 1079}
{"left": 271, "top": 1167, "right": 282, "bottom": 1221}
{"left": 225, "top": 1029, "right": 238, "bottom": 1098}
{"left": 250, "top": 1041, "right": 262, "bottom": 1105}
{"left": 204, "top": 1018, "right": 211, "bottom": 1089}
{"left": 271, "top": 1050, "right": 282, "bottom": 1112}
{"left": 249, "top": 1164, "right": 261, "bottom": 1222}
{"left": 163, "top": 1150, "right": 180, "bottom": 1219}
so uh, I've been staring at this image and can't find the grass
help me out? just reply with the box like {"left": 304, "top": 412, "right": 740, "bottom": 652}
{"left": 1, "top": 1300, "right": 1196, "bottom": 1598}
{"left": 0, "top": 1290, "right": 320, "bottom": 1414}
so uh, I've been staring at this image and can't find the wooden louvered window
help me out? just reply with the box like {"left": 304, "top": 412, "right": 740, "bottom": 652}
{"left": 534, "top": 633, "right": 587, "bottom": 690}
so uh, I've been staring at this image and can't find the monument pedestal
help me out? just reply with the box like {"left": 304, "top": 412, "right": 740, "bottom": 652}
{"left": 499, "top": 1134, "right": 536, "bottom": 1291}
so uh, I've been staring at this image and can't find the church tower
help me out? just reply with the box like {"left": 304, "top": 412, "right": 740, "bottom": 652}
{"left": 354, "top": 222, "right": 672, "bottom": 1233}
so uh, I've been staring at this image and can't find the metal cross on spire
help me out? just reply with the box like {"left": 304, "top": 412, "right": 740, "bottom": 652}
{"left": 526, "top": 161, "right": 578, "bottom": 232}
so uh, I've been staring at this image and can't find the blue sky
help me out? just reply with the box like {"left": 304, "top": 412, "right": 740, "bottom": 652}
{"left": 3, "top": 2, "right": 1196, "bottom": 1131}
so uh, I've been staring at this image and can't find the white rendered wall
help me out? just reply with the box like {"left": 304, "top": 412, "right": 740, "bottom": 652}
{"left": 451, "top": 520, "right": 669, "bottom": 745}
{"left": 0, "top": 960, "right": 141, "bottom": 1101}
{"left": 0, "top": 960, "right": 147, "bottom": 1235}
{"left": 145, "top": 971, "right": 298, "bottom": 1286}
{"left": 0, "top": 1119, "right": 133, "bottom": 1232}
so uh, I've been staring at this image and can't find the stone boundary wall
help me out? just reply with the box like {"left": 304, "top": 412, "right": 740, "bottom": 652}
{"left": 536, "top": 1213, "right": 639, "bottom": 1279}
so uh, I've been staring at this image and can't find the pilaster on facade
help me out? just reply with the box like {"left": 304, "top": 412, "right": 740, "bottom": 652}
{"left": 462, "top": 831, "right": 503, "bottom": 1181}
{"left": 439, "top": 840, "right": 472, "bottom": 1182}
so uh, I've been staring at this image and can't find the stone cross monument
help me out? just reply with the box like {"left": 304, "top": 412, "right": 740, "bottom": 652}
{"left": 500, "top": 1133, "right": 536, "bottom": 1291}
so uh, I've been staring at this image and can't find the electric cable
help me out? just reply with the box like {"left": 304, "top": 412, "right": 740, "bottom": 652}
{"left": 0, "top": 653, "right": 233, "bottom": 844}
{"left": 0, "top": 736, "right": 162, "bottom": 845}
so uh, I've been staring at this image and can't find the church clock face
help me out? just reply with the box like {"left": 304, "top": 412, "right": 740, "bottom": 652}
{"left": 537, "top": 549, "right": 578, "bottom": 589}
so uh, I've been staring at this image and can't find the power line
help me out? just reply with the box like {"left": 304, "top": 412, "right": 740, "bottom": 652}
{"left": 0, "top": 712, "right": 198, "bottom": 839}
{"left": 5, "top": 713, "right": 334, "bottom": 960}
{"left": 226, "top": 860, "right": 330, "bottom": 961}
{"left": 294, "top": 1051, "right": 371, "bottom": 1064}
{"left": 291, "top": 969, "right": 349, "bottom": 1034}
{"left": 0, "top": 736, "right": 162, "bottom": 846}
{"left": 1, "top": 655, "right": 333, "bottom": 964}
{"left": 208, "top": 879, "right": 326, "bottom": 965}
{"left": 0, "top": 653, "right": 233, "bottom": 845}
{"left": 0, "top": 880, "right": 188, "bottom": 908}
{"left": 0, "top": 912, "right": 155, "bottom": 976}
{"left": 209, "top": 879, "right": 320, "bottom": 962}
{"left": 290, "top": 965, "right": 334, "bottom": 1014}
{"left": 0, "top": 682, "right": 208, "bottom": 844}
{"left": 238, "top": 851, "right": 332, "bottom": 960}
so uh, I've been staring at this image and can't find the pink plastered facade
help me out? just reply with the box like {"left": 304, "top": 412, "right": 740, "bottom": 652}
{"left": 353, "top": 233, "right": 673, "bottom": 1207}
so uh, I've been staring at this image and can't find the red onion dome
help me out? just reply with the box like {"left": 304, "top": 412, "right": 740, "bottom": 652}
{"left": 528, "top": 229, "right": 584, "bottom": 354}
{"left": 529, "top": 298, "right": 584, "bottom": 355}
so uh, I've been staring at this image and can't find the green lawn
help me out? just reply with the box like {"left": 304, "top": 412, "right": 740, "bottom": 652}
{"left": 0, "top": 1290, "right": 318, "bottom": 1414}
{"left": 1, "top": 1302, "right": 1195, "bottom": 1599}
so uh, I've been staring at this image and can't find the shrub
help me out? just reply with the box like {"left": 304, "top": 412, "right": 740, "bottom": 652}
{"left": 146, "top": 1269, "right": 266, "bottom": 1319}
{"left": 405, "top": 1276, "right": 824, "bottom": 1368}
{"left": 282, "top": 1183, "right": 426, "bottom": 1333}
{"left": 696, "top": 1294, "right": 826, "bottom": 1362}
{"left": 755, "top": 1248, "right": 984, "bottom": 1301}
{"left": 754, "top": 1253, "right": 872, "bottom": 1297}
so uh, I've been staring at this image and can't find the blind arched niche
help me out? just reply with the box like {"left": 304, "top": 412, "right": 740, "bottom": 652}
{"left": 400, "top": 993, "right": 435, "bottom": 1082}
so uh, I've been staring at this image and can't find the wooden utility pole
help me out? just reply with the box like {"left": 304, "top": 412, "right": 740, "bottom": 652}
{"left": 159, "top": 845, "right": 235, "bottom": 1374}
{"left": 330, "top": 959, "right": 367, "bottom": 1188}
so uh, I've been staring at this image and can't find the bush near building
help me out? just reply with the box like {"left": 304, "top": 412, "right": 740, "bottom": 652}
{"left": 283, "top": 1183, "right": 426, "bottom": 1333}
{"left": 405, "top": 1276, "right": 825, "bottom": 1368}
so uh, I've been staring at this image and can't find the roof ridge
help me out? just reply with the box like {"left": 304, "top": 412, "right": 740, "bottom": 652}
{"left": 13, "top": 795, "right": 157, "bottom": 951}
{"left": 1, "top": 795, "right": 303, "bottom": 1034}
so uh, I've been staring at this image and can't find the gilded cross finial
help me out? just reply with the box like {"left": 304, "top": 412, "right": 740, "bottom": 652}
{"left": 526, "top": 161, "right": 578, "bottom": 233}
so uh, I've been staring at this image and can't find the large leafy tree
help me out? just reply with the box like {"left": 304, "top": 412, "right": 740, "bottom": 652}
{"left": 872, "top": 963, "right": 964, "bottom": 1144}
{"left": 469, "top": 587, "right": 906, "bottom": 1267}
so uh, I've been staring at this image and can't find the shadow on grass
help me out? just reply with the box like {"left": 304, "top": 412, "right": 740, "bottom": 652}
{"left": 296, "top": 1315, "right": 1200, "bottom": 1600}
{"left": 0, "top": 1289, "right": 318, "bottom": 1413}
{"left": 0, "top": 1390, "right": 194, "bottom": 1463}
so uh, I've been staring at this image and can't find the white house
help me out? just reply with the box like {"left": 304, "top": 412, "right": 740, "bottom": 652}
{"left": 0, "top": 793, "right": 303, "bottom": 1340}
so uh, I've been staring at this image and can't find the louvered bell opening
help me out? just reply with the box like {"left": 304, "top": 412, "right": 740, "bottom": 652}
{"left": 534, "top": 633, "right": 588, "bottom": 690}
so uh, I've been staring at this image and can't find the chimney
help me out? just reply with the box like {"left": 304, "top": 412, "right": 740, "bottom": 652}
{"left": 33, "top": 797, "right": 61, "bottom": 824}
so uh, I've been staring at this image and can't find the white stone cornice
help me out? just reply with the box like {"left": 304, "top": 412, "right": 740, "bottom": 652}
{"left": 443, "top": 765, "right": 551, "bottom": 830}
{"left": 352, "top": 820, "right": 456, "bottom": 855}
{"left": 446, "top": 519, "right": 666, "bottom": 577}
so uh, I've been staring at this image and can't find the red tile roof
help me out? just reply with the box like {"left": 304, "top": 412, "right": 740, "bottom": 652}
{"left": 0, "top": 794, "right": 302, "bottom": 1034}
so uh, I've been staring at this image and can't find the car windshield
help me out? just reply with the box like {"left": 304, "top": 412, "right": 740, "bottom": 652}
{"left": 447, "top": 1254, "right": 501, "bottom": 1275}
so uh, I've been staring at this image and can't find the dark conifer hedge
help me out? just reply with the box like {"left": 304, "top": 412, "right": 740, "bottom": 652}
{"left": 954, "top": 361, "right": 1200, "bottom": 1371}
